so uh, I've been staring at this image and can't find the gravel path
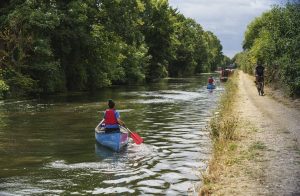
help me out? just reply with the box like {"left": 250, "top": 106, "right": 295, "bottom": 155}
{"left": 212, "top": 71, "right": 300, "bottom": 195}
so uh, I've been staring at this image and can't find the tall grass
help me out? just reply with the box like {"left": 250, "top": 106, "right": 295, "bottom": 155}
{"left": 199, "top": 72, "right": 239, "bottom": 195}
{"left": 210, "top": 74, "right": 238, "bottom": 140}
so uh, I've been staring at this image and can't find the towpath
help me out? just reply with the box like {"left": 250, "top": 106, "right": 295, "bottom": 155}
{"left": 212, "top": 71, "right": 300, "bottom": 195}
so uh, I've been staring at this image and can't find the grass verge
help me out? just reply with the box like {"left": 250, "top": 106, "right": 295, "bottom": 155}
{"left": 199, "top": 72, "right": 239, "bottom": 195}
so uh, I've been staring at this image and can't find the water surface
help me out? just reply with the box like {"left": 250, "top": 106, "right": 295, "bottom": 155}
{"left": 0, "top": 75, "right": 223, "bottom": 195}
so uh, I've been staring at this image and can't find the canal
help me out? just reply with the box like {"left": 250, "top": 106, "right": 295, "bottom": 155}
{"left": 0, "top": 75, "right": 223, "bottom": 195}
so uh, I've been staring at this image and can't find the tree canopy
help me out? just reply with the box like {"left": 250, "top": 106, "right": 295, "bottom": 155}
{"left": 234, "top": 2, "right": 300, "bottom": 96}
{"left": 0, "top": 0, "right": 225, "bottom": 98}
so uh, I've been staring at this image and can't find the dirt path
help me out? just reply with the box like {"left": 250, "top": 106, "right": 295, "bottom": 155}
{"left": 212, "top": 71, "right": 300, "bottom": 195}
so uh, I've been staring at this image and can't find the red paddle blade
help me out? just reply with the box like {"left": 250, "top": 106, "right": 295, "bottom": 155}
{"left": 130, "top": 132, "right": 144, "bottom": 144}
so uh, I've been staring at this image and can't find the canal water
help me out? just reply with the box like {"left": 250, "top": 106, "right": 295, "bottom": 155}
{"left": 0, "top": 75, "right": 223, "bottom": 195}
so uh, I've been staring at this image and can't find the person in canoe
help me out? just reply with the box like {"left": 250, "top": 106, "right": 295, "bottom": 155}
{"left": 101, "top": 99, "right": 126, "bottom": 133}
{"left": 208, "top": 75, "right": 215, "bottom": 85}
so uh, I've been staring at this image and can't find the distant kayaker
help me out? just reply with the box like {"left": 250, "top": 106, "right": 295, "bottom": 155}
{"left": 102, "top": 99, "right": 126, "bottom": 133}
{"left": 208, "top": 75, "right": 215, "bottom": 84}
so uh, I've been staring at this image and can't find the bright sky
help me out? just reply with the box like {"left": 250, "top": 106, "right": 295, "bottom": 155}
{"left": 169, "top": 0, "right": 281, "bottom": 58}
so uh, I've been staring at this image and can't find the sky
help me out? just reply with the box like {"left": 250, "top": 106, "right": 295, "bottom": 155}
{"left": 168, "top": 0, "right": 282, "bottom": 58}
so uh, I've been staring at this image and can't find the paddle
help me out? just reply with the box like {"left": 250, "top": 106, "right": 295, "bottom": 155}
{"left": 95, "top": 119, "right": 104, "bottom": 132}
{"left": 125, "top": 127, "right": 144, "bottom": 144}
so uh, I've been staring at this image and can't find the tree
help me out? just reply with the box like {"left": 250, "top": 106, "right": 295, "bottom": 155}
{"left": 142, "top": 0, "right": 175, "bottom": 81}
{"left": 0, "top": 0, "right": 225, "bottom": 97}
{"left": 236, "top": 2, "right": 300, "bottom": 96}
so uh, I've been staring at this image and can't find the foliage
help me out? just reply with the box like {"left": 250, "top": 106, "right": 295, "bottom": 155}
{"left": 142, "top": 0, "right": 174, "bottom": 80}
{"left": 0, "top": 69, "right": 9, "bottom": 98}
{"left": 220, "top": 55, "right": 231, "bottom": 68}
{"left": 236, "top": 3, "right": 300, "bottom": 96}
{"left": 0, "top": 0, "right": 225, "bottom": 98}
{"left": 202, "top": 31, "right": 223, "bottom": 72}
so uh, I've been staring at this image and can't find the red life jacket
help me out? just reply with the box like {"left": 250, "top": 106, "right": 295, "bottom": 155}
{"left": 104, "top": 109, "right": 118, "bottom": 125}
{"left": 208, "top": 78, "right": 214, "bottom": 84}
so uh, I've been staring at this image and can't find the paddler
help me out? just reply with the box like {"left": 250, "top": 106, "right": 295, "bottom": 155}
{"left": 101, "top": 99, "right": 126, "bottom": 133}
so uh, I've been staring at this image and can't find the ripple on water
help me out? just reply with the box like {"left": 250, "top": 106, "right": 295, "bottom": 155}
{"left": 136, "top": 186, "right": 165, "bottom": 194}
{"left": 90, "top": 187, "right": 135, "bottom": 195}
{"left": 47, "top": 160, "right": 128, "bottom": 172}
{"left": 136, "top": 179, "right": 166, "bottom": 187}
{"left": 47, "top": 143, "right": 158, "bottom": 174}
{"left": 134, "top": 90, "right": 207, "bottom": 104}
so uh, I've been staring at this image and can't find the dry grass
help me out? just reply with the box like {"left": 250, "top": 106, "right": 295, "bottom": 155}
{"left": 199, "top": 71, "right": 300, "bottom": 195}
{"left": 199, "top": 72, "right": 239, "bottom": 195}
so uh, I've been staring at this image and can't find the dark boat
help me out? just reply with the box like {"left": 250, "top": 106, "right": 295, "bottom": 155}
{"left": 220, "top": 77, "right": 228, "bottom": 82}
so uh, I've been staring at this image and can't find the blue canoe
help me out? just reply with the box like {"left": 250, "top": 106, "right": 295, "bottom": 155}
{"left": 207, "top": 83, "right": 216, "bottom": 89}
{"left": 95, "top": 124, "right": 129, "bottom": 152}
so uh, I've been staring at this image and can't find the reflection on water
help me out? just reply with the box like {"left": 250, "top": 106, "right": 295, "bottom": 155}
{"left": 0, "top": 75, "right": 223, "bottom": 195}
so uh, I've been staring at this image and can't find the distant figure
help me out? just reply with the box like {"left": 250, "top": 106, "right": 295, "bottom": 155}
{"left": 208, "top": 75, "right": 215, "bottom": 84}
{"left": 102, "top": 99, "right": 126, "bottom": 133}
{"left": 255, "top": 63, "right": 265, "bottom": 83}
{"left": 255, "top": 61, "right": 265, "bottom": 96}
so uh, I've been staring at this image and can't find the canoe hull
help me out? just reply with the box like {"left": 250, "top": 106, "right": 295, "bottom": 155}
{"left": 95, "top": 131, "right": 128, "bottom": 152}
{"left": 207, "top": 84, "right": 216, "bottom": 89}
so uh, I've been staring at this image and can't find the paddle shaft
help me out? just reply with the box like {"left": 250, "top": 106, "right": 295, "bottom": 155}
{"left": 124, "top": 127, "right": 133, "bottom": 134}
{"left": 95, "top": 119, "right": 104, "bottom": 131}
{"left": 124, "top": 127, "right": 143, "bottom": 144}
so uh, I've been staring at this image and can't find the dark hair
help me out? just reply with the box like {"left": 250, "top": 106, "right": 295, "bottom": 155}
{"left": 108, "top": 99, "right": 115, "bottom": 109}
